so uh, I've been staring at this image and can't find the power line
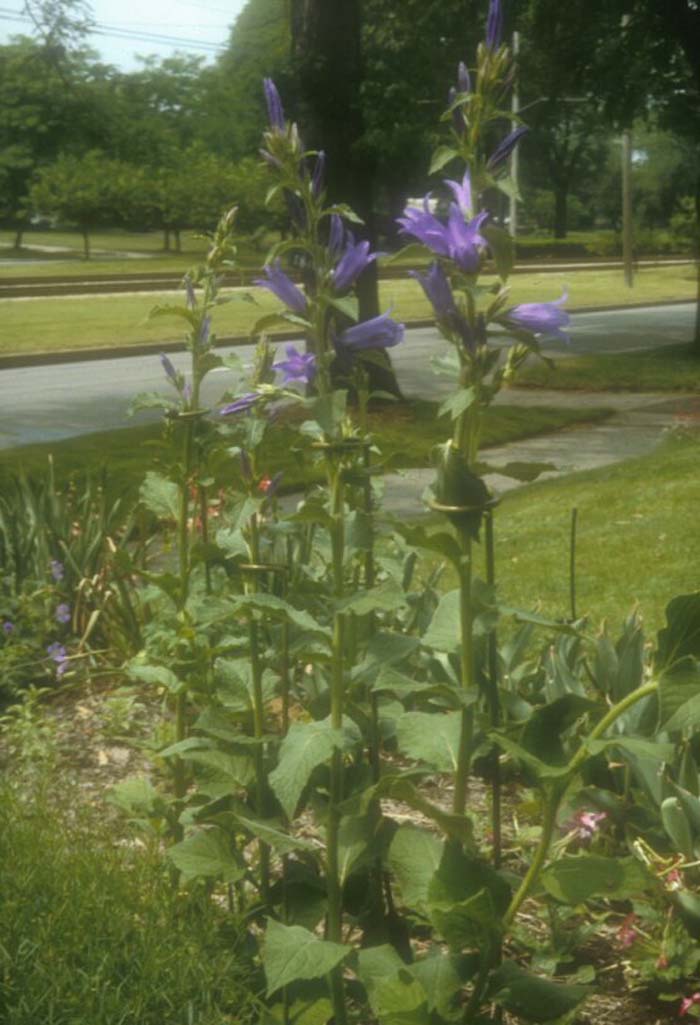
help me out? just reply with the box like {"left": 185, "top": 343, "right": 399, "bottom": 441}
{"left": 0, "top": 7, "right": 227, "bottom": 52}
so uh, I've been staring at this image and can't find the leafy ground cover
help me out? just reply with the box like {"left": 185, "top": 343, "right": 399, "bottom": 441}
{"left": 518, "top": 342, "right": 700, "bottom": 392}
{"left": 0, "top": 401, "right": 611, "bottom": 499}
{"left": 0, "top": 265, "right": 695, "bottom": 356}
{"left": 0, "top": 775, "right": 259, "bottom": 1025}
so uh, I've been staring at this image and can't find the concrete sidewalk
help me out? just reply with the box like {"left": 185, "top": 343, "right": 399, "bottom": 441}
{"left": 376, "top": 390, "right": 700, "bottom": 516}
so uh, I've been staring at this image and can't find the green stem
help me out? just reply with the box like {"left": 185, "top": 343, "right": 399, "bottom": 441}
{"left": 453, "top": 525, "right": 474, "bottom": 816}
{"left": 503, "top": 680, "right": 659, "bottom": 929}
{"left": 485, "top": 511, "right": 502, "bottom": 870}
{"left": 569, "top": 507, "right": 578, "bottom": 621}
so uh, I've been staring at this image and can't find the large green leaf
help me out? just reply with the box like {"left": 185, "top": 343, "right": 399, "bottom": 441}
{"left": 357, "top": 946, "right": 428, "bottom": 1025}
{"left": 428, "top": 844, "right": 510, "bottom": 949}
{"left": 264, "top": 920, "right": 350, "bottom": 997}
{"left": 269, "top": 718, "right": 359, "bottom": 818}
{"left": 391, "top": 521, "right": 462, "bottom": 566}
{"left": 233, "top": 815, "right": 316, "bottom": 856}
{"left": 658, "top": 658, "right": 700, "bottom": 731}
{"left": 541, "top": 854, "right": 650, "bottom": 904}
{"left": 656, "top": 592, "right": 700, "bottom": 668}
{"left": 127, "top": 660, "right": 182, "bottom": 694}
{"left": 410, "top": 949, "right": 463, "bottom": 1018}
{"left": 378, "top": 776, "right": 474, "bottom": 844}
{"left": 521, "top": 694, "right": 597, "bottom": 767}
{"left": 396, "top": 711, "right": 462, "bottom": 772}
{"left": 429, "top": 145, "right": 459, "bottom": 174}
{"left": 422, "top": 583, "right": 498, "bottom": 653}
{"left": 483, "top": 224, "right": 515, "bottom": 280}
{"left": 337, "top": 579, "right": 407, "bottom": 616}
{"left": 489, "top": 960, "right": 590, "bottom": 1022}
{"left": 168, "top": 827, "right": 244, "bottom": 883}
{"left": 388, "top": 825, "right": 444, "bottom": 911}
{"left": 338, "top": 808, "right": 381, "bottom": 885}
{"left": 230, "top": 593, "right": 330, "bottom": 639}
{"left": 661, "top": 797, "right": 695, "bottom": 859}
{"left": 430, "top": 887, "right": 500, "bottom": 950}
{"left": 139, "top": 471, "right": 180, "bottom": 520}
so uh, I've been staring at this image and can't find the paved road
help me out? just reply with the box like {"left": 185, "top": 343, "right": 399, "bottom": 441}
{"left": 0, "top": 303, "right": 695, "bottom": 450}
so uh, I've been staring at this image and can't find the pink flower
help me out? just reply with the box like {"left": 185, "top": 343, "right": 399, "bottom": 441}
{"left": 616, "top": 913, "right": 637, "bottom": 949}
{"left": 572, "top": 809, "right": 607, "bottom": 840}
{"left": 679, "top": 993, "right": 700, "bottom": 1017}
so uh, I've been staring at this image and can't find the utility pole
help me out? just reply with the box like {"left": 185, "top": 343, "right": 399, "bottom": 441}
{"left": 621, "top": 15, "right": 634, "bottom": 287}
{"left": 509, "top": 30, "right": 520, "bottom": 239}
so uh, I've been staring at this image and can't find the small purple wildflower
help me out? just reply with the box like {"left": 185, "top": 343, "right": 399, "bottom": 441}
{"left": 263, "top": 77, "right": 285, "bottom": 131}
{"left": 55, "top": 603, "right": 71, "bottom": 625}
{"left": 487, "top": 125, "right": 529, "bottom": 170}
{"left": 572, "top": 809, "right": 606, "bottom": 840}
{"left": 220, "top": 393, "right": 259, "bottom": 416}
{"left": 337, "top": 312, "right": 404, "bottom": 352}
{"left": 47, "top": 642, "right": 69, "bottom": 677}
{"left": 50, "top": 560, "right": 64, "bottom": 582}
{"left": 272, "top": 344, "right": 316, "bottom": 385}
{"left": 485, "top": 0, "right": 503, "bottom": 50}
{"left": 2, "top": 621, "right": 14, "bottom": 634}
{"left": 160, "top": 353, "right": 179, "bottom": 387}
{"left": 503, "top": 291, "right": 570, "bottom": 343}
{"left": 254, "top": 260, "right": 308, "bottom": 315}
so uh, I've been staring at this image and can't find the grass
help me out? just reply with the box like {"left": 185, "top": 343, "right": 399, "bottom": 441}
{"left": 0, "top": 401, "right": 612, "bottom": 498}
{"left": 0, "top": 266, "right": 696, "bottom": 357}
{"left": 437, "top": 429, "right": 700, "bottom": 635}
{"left": 0, "top": 778, "right": 259, "bottom": 1025}
{"left": 517, "top": 342, "right": 700, "bottom": 392}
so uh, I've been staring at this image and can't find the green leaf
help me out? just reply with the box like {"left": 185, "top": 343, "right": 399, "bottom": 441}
{"left": 483, "top": 225, "right": 515, "bottom": 280}
{"left": 264, "top": 920, "right": 350, "bottom": 997}
{"left": 372, "top": 667, "right": 435, "bottom": 698}
{"left": 658, "top": 658, "right": 700, "bottom": 730}
{"left": 184, "top": 748, "right": 255, "bottom": 787}
{"left": 388, "top": 825, "right": 444, "bottom": 911}
{"left": 338, "top": 809, "right": 380, "bottom": 885}
{"left": 269, "top": 718, "right": 359, "bottom": 818}
{"left": 396, "top": 711, "right": 463, "bottom": 772}
{"left": 478, "top": 460, "right": 557, "bottom": 483}
{"left": 264, "top": 995, "right": 333, "bottom": 1025}
{"left": 422, "top": 584, "right": 499, "bottom": 653}
{"left": 391, "top": 521, "right": 462, "bottom": 565}
{"left": 656, "top": 592, "right": 700, "bottom": 668}
{"left": 521, "top": 694, "right": 597, "bottom": 767}
{"left": 661, "top": 797, "right": 695, "bottom": 859}
{"left": 126, "top": 660, "right": 182, "bottom": 694}
{"left": 234, "top": 815, "right": 316, "bottom": 856}
{"left": 409, "top": 949, "right": 462, "bottom": 1018}
{"left": 327, "top": 295, "right": 359, "bottom": 322}
{"left": 428, "top": 844, "right": 510, "bottom": 949}
{"left": 148, "top": 302, "right": 197, "bottom": 328}
{"left": 139, "top": 471, "right": 180, "bottom": 521}
{"left": 377, "top": 776, "right": 473, "bottom": 844}
{"left": 168, "top": 828, "right": 244, "bottom": 883}
{"left": 430, "top": 887, "right": 500, "bottom": 950}
{"left": 489, "top": 960, "right": 590, "bottom": 1022}
{"left": 309, "top": 390, "right": 347, "bottom": 435}
{"left": 357, "top": 946, "right": 429, "bottom": 1025}
{"left": 337, "top": 579, "right": 407, "bottom": 616}
{"left": 230, "top": 593, "right": 330, "bottom": 640}
{"left": 489, "top": 734, "right": 570, "bottom": 782}
{"left": 438, "top": 387, "right": 476, "bottom": 421}
{"left": 541, "top": 854, "right": 634, "bottom": 904}
{"left": 429, "top": 145, "right": 459, "bottom": 175}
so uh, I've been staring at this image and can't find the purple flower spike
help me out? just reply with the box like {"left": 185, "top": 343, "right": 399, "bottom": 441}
{"left": 445, "top": 205, "right": 489, "bottom": 273}
{"left": 254, "top": 259, "right": 308, "bottom": 314}
{"left": 457, "top": 61, "right": 471, "bottom": 94}
{"left": 263, "top": 77, "right": 285, "bottom": 131}
{"left": 486, "top": 0, "right": 503, "bottom": 50}
{"left": 332, "top": 239, "right": 377, "bottom": 293}
{"left": 50, "top": 560, "right": 64, "bottom": 582}
{"left": 198, "top": 315, "right": 212, "bottom": 350}
{"left": 55, "top": 603, "right": 71, "bottom": 624}
{"left": 220, "top": 393, "right": 259, "bottom": 416}
{"left": 337, "top": 311, "right": 404, "bottom": 352}
{"left": 311, "top": 150, "right": 326, "bottom": 197}
{"left": 444, "top": 169, "right": 473, "bottom": 216}
{"left": 398, "top": 199, "right": 451, "bottom": 259}
{"left": 273, "top": 344, "right": 317, "bottom": 385}
{"left": 503, "top": 291, "right": 570, "bottom": 343}
{"left": 184, "top": 275, "right": 196, "bottom": 309}
{"left": 488, "top": 125, "right": 529, "bottom": 170}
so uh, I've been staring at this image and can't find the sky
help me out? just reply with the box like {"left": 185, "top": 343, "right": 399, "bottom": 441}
{"left": 0, "top": 0, "right": 248, "bottom": 69}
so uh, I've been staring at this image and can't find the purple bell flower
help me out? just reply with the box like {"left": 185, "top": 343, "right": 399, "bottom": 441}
{"left": 254, "top": 260, "right": 308, "bottom": 315}
{"left": 220, "top": 393, "right": 259, "bottom": 416}
{"left": 503, "top": 291, "right": 570, "bottom": 343}
{"left": 409, "top": 263, "right": 475, "bottom": 352}
{"left": 332, "top": 239, "right": 377, "bottom": 293}
{"left": 444, "top": 169, "right": 473, "bottom": 216}
{"left": 398, "top": 191, "right": 488, "bottom": 273}
{"left": 336, "top": 311, "right": 404, "bottom": 352}
{"left": 263, "top": 77, "right": 285, "bottom": 131}
{"left": 55, "top": 603, "right": 71, "bottom": 625}
{"left": 198, "top": 316, "right": 212, "bottom": 350}
{"left": 486, "top": 0, "right": 503, "bottom": 50}
{"left": 272, "top": 344, "right": 317, "bottom": 385}
{"left": 328, "top": 214, "right": 345, "bottom": 259}
{"left": 160, "top": 353, "right": 179, "bottom": 387}
{"left": 488, "top": 126, "right": 529, "bottom": 170}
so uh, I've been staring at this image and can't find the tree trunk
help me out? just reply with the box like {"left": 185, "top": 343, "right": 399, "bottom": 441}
{"left": 553, "top": 186, "right": 568, "bottom": 239}
{"left": 82, "top": 228, "right": 90, "bottom": 260}
{"left": 174, "top": 228, "right": 181, "bottom": 253}
{"left": 692, "top": 166, "right": 700, "bottom": 354}
{"left": 13, "top": 226, "right": 24, "bottom": 250}
{"left": 163, "top": 228, "right": 171, "bottom": 251}
{"left": 290, "top": 0, "right": 400, "bottom": 395}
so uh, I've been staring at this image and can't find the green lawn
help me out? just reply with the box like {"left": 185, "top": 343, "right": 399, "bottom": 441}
{"left": 0, "top": 401, "right": 611, "bottom": 500}
{"left": 1, "top": 266, "right": 696, "bottom": 357}
{"left": 517, "top": 341, "right": 700, "bottom": 392}
{"left": 436, "top": 429, "right": 700, "bottom": 635}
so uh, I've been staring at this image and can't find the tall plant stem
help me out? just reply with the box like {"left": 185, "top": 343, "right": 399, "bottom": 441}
{"left": 485, "top": 511, "right": 502, "bottom": 869}
{"left": 246, "top": 512, "right": 271, "bottom": 902}
{"left": 503, "top": 680, "right": 659, "bottom": 930}
{"left": 173, "top": 415, "right": 196, "bottom": 806}
{"left": 453, "top": 524, "right": 475, "bottom": 816}
{"left": 569, "top": 507, "right": 578, "bottom": 621}
{"left": 199, "top": 483, "right": 212, "bottom": 595}
{"left": 326, "top": 455, "right": 348, "bottom": 1025}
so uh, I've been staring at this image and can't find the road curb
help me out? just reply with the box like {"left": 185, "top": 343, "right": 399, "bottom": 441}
{"left": 0, "top": 300, "right": 694, "bottom": 371}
